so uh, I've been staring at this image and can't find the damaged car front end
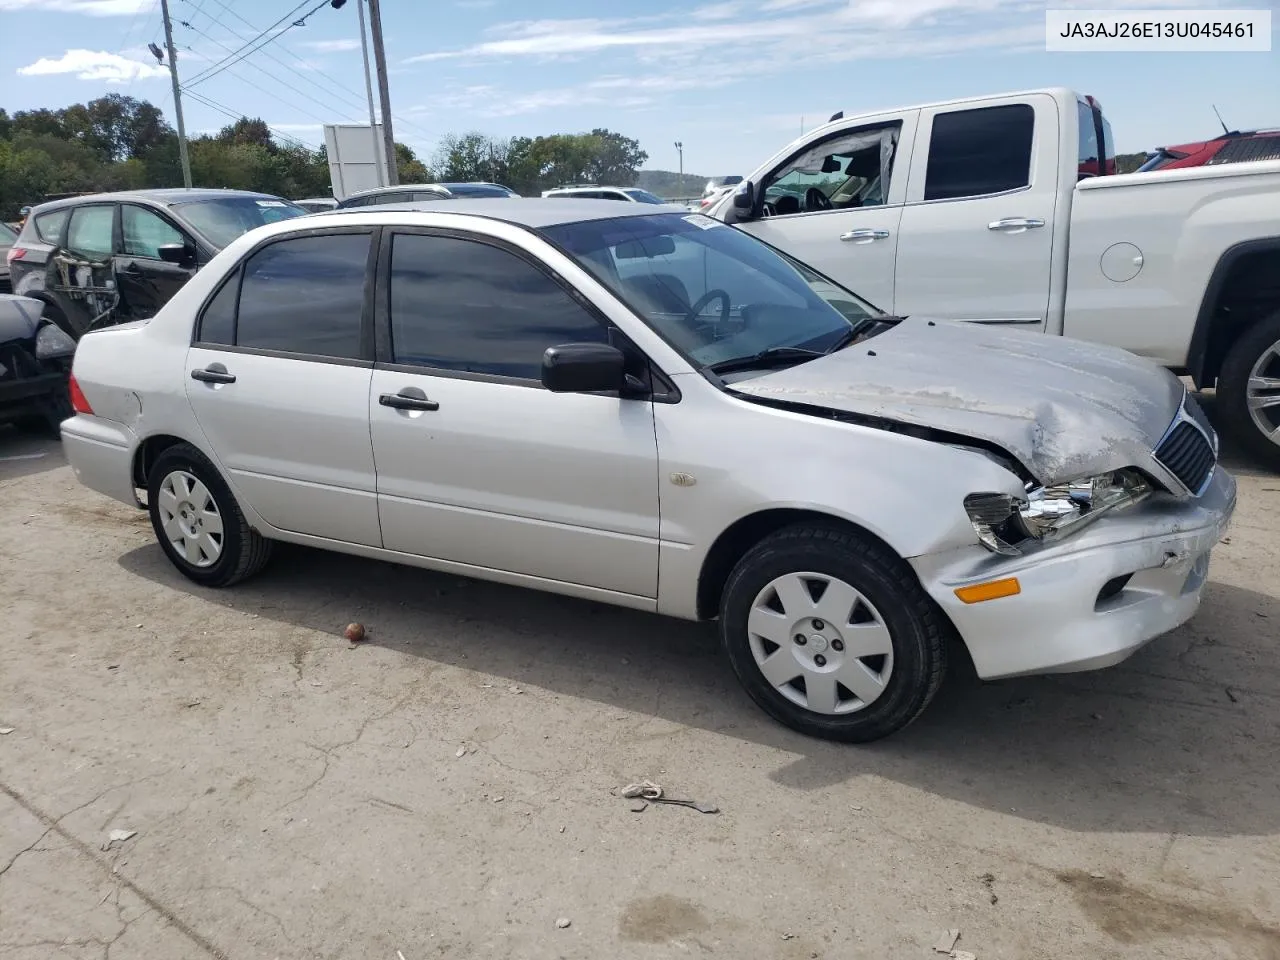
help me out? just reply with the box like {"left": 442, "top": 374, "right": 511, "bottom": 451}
{"left": 0, "top": 294, "right": 77, "bottom": 433}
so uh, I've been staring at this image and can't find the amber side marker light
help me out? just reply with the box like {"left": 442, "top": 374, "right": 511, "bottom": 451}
{"left": 954, "top": 578, "right": 1021, "bottom": 604}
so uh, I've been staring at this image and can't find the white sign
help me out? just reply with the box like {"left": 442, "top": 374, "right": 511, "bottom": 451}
{"left": 323, "top": 123, "right": 388, "bottom": 201}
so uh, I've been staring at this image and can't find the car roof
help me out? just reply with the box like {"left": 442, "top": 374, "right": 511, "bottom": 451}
{"left": 318, "top": 197, "right": 691, "bottom": 228}
{"left": 30, "top": 188, "right": 290, "bottom": 213}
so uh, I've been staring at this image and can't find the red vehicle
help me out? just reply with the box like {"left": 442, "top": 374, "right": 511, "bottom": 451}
{"left": 1138, "top": 128, "right": 1280, "bottom": 172}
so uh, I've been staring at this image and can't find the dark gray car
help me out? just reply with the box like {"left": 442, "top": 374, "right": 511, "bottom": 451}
{"left": 8, "top": 189, "right": 307, "bottom": 338}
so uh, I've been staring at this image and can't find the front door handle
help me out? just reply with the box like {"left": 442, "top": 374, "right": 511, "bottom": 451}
{"left": 191, "top": 365, "right": 236, "bottom": 384}
{"left": 987, "top": 218, "right": 1045, "bottom": 232}
{"left": 839, "top": 229, "right": 890, "bottom": 242}
{"left": 379, "top": 391, "right": 440, "bottom": 412}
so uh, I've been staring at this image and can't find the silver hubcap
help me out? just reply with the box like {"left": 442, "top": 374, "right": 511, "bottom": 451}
{"left": 157, "top": 470, "right": 224, "bottom": 568}
{"left": 1247, "top": 340, "right": 1280, "bottom": 446}
{"left": 747, "top": 571, "right": 894, "bottom": 715}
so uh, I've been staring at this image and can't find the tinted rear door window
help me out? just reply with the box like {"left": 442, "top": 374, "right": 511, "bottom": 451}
{"left": 235, "top": 233, "right": 371, "bottom": 359}
{"left": 387, "top": 233, "right": 608, "bottom": 380}
{"left": 924, "top": 104, "right": 1035, "bottom": 201}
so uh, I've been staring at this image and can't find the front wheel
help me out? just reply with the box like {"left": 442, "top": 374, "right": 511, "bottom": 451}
{"left": 719, "top": 524, "right": 948, "bottom": 743}
{"left": 1218, "top": 309, "right": 1280, "bottom": 471}
{"left": 147, "top": 443, "right": 273, "bottom": 587}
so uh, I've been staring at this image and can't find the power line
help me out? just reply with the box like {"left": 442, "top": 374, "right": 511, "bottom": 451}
{"left": 181, "top": 88, "right": 320, "bottom": 150}
{"left": 179, "top": 0, "right": 438, "bottom": 145}
{"left": 183, "top": 0, "right": 326, "bottom": 89}
{"left": 179, "top": 20, "right": 366, "bottom": 125}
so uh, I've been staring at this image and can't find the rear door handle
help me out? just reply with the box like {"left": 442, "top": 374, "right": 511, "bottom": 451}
{"left": 987, "top": 218, "right": 1045, "bottom": 232}
{"left": 191, "top": 366, "right": 236, "bottom": 384}
{"left": 379, "top": 391, "right": 439, "bottom": 412}
{"left": 839, "top": 229, "right": 890, "bottom": 242}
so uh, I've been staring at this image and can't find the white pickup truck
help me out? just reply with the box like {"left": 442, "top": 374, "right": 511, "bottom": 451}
{"left": 710, "top": 87, "right": 1280, "bottom": 467}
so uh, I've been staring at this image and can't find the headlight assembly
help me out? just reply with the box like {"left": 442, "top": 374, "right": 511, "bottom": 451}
{"left": 964, "top": 470, "right": 1151, "bottom": 556}
{"left": 34, "top": 322, "right": 77, "bottom": 360}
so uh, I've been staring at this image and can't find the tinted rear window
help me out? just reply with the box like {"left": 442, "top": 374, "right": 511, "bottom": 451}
{"left": 34, "top": 208, "right": 70, "bottom": 244}
{"left": 924, "top": 104, "right": 1035, "bottom": 201}
{"left": 172, "top": 197, "right": 306, "bottom": 248}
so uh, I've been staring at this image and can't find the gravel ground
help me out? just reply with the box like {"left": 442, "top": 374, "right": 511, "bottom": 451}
{"left": 2, "top": 401, "right": 1279, "bottom": 960}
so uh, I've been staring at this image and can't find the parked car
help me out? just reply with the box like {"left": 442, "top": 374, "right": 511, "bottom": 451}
{"left": 1138, "top": 128, "right": 1280, "bottom": 172}
{"left": 709, "top": 86, "right": 1280, "bottom": 468}
{"left": 7, "top": 189, "right": 308, "bottom": 339}
{"left": 293, "top": 196, "right": 339, "bottom": 213}
{"left": 0, "top": 293, "right": 77, "bottom": 433}
{"left": 542, "top": 184, "right": 667, "bottom": 203}
{"left": 61, "top": 199, "right": 1235, "bottom": 743}
{"left": 689, "top": 184, "right": 734, "bottom": 213}
{"left": 336, "top": 182, "right": 518, "bottom": 208}
{"left": 702, "top": 175, "right": 743, "bottom": 198}
{"left": 0, "top": 222, "right": 17, "bottom": 294}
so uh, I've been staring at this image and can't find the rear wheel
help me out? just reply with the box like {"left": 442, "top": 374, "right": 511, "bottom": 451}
{"left": 719, "top": 523, "right": 948, "bottom": 743}
{"left": 147, "top": 443, "right": 273, "bottom": 587}
{"left": 1218, "top": 310, "right": 1280, "bottom": 471}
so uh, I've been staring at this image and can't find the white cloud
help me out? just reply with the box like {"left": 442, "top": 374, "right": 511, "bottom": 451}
{"left": 298, "top": 38, "right": 363, "bottom": 53}
{"left": 17, "top": 49, "right": 168, "bottom": 83}
{"left": 0, "top": 0, "right": 153, "bottom": 13}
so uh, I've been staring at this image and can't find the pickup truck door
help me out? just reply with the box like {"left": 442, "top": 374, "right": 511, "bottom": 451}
{"left": 894, "top": 94, "right": 1061, "bottom": 328}
{"left": 731, "top": 111, "right": 919, "bottom": 313}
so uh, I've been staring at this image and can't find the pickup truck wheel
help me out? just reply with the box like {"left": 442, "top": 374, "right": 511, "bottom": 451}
{"left": 719, "top": 523, "right": 948, "bottom": 743}
{"left": 147, "top": 443, "right": 273, "bottom": 587}
{"left": 1218, "top": 310, "right": 1280, "bottom": 471}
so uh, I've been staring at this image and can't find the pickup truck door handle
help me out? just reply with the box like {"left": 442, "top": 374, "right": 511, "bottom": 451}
{"left": 987, "top": 218, "right": 1045, "bottom": 232}
{"left": 379, "top": 390, "right": 440, "bottom": 412}
{"left": 839, "top": 229, "right": 890, "bottom": 242}
{"left": 191, "top": 365, "right": 236, "bottom": 384}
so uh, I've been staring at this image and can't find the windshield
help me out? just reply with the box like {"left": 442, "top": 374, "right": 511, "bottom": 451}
{"left": 540, "top": 212, "right": 881, "bottom": 371}
{"left": 0, "top": 222, "right": 17, "bottom": 241}
{"left": 173, "top": 197, "right": 307, "bottom": 249}
{"left": 623, "top": 189, "right": 665, "bottom": 204}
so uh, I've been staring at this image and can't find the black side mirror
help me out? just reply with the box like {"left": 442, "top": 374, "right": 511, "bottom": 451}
{"left": 542, "top": 342, "right": 627, "bottom": 394}
{"left": 157, "top": 242, "right": 195, "bottom": 267}
{"left": 732, "top": 180, "right": 755, "bottom": 212}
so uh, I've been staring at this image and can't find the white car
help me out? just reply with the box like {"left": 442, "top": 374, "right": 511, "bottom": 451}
{"left": 60, "top": 200, "right": 1236, "bottom": 742}
{"left": 541, "top": 185, "right": 667, "bottom": 204}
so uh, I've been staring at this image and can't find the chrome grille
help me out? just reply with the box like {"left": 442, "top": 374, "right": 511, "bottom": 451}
{"left": 1154, "top": 394, "right": 1216, "bottom": 495}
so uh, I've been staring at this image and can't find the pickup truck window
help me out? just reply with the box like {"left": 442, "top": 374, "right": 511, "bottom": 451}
{"left": 923, "top": 104, "right": 1035, "bottom": 201}
{"left": 762, "top": 123, "right": 900, "bottom": 217}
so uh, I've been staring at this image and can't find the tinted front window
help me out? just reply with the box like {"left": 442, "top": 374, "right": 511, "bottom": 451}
{"left": 172, "top": 197, "right": 306, "bottom": 248}
{"left": 122, "top": 205, "right": 186, "bottom": 258}
{"left": 542, "top": 213, "right": 878, "bottom": 370}
{"left": 388, "top": 233, "right": 607, "bottom": 380}
{"left": 236, "top": 233, "right": 369, "bottom": 358}
{"left": 924, "top": 104, "right": 1035, "bottom": 200}
{"left": 66, "top": 205, "right": 115, "bottom": 257}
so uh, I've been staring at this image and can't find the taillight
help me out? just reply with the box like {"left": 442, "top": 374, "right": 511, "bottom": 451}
{"left": 68, "top": 373, "right": 94, "bottom": 415}
{"left": 5, "top": 247, "right": 24, "bottom": 264}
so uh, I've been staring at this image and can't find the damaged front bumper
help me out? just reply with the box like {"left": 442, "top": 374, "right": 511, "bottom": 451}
{"left": 911, "top": 466, "right": 1237, "bottom": 680}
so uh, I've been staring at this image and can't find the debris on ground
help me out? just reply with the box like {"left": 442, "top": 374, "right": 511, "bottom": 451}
{"left": 492, "top": 796, "right": 504, "bottom": 803}
{"left": 1226, "top": 687, "right": 1240, "bottom": 703}
{"left": 508, "top": 685, "right": 523, "bottom": 694}
{"left": 630, "top": 802, "right": 648, "bottom": 813}
{"left": 556, "top": 917, "right": 571, "bottom": 929}
{"left": 0, "top": 727, "right": 14, "bottom": 735}
{"left": 397, "top": 951, "right": 408, "bottom": 960}
{"left": 951, "top": 951, "right": 977, "bottom": 960}
{"left": 933, "top": 929, "right": 960, "bottom": 953}
{"left": 344, "top": 622, "right": 366, "bottom": 643}
{"left": 619, "top": 780, "right": 719, "bottom": 815}
{"left": 456, "top": 746, "right": 467, "bottom": 758}
{"left": 101, "top": 829, "right": 137, "bottom": 850}
{"left": 979, "top": 872, "right": 998, "bottom": 904}
{"left": 1089, "top": 872, "right": 1105, "bottom": 879}
{"left": 780, "top": 932, "right": 796, "bottom": 940}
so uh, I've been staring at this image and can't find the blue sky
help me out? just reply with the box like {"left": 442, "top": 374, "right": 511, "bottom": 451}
{"left": 2, "top": 0, "right": 1276, "bottom": 177}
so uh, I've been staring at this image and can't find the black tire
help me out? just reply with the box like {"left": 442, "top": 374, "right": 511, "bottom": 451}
{"left": 1218, "top": 309, "right": 1280, "bottom": 471}
{"left": 719, "top": 523, "right": 949, "bottom": 743}
{"left": 146, "top": 442, "right": 273, "bottom": 587}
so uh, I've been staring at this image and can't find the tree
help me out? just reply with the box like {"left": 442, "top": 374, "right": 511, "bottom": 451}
{"left": 395, "top": 142, "right": 431, "bottom": 183}
{"left": 217, "top": 117, "right": 275, "bottom": 151}
{"left": 583, "top": 128, "right": 647, "bottom": 187}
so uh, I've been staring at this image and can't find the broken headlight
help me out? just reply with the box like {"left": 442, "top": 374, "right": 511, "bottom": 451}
{"left": 34, "top": 322, "right": 77, "bottom": 360}
{"left": 964, "top": 470, "right": 1152, "bottom": 556}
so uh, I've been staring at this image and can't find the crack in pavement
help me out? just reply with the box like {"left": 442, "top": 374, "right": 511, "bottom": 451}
{"left": 0, "top": 780, "right": 229, "bottom": 960}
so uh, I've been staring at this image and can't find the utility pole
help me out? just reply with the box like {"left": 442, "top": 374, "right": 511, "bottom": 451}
{"left": 355, "top": 0, "right": 385, "bottom": 186}
{"left": 366, "top": 0, "right": 399, "bottom": 185}
{"left": 674, "top": 140, "right": 683, "bottom": 198}
{"left": 160, "top": 0, "right": 192, "bottom": 188}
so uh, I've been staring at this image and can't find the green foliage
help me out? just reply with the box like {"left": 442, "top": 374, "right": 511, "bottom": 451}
{"left": 432, "top": 128, "right": 648, "bottom": 195}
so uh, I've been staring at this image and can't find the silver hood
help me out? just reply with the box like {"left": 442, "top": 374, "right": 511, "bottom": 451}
{"left": 730, "top": 317, "right": 1186, "bottom": 485}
